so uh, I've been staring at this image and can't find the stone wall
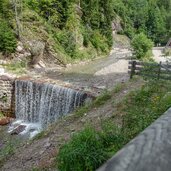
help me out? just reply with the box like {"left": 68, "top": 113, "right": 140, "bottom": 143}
{"left": 0, "top": 75, "right": 15, "bottom": 117}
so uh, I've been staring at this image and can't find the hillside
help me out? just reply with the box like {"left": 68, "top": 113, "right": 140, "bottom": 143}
{"left": 0, "top": 0, "right": 170, "bottom": 66}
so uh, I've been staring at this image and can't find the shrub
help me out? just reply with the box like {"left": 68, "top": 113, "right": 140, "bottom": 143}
{"left": 57, "top": 127, "right": 107, "bottom": 171}
{"left": 0, "top": 20, "right": 17, "bottom": 54}
{"left": 131, "top": 33, "right": 153, "bottom": 59}
{"left": 90, "top": 31, "right": 109, "bottom": 53}
{"left": 54, "top": 30, "right": 76, "bottom": 57}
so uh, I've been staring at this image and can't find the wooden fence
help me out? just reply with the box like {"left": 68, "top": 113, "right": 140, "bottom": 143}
{"left": 128, "top": 61, "right": 171, "bottom": 80}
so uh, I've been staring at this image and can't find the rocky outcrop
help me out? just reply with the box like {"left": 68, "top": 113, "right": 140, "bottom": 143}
{"left": 112, "top": 16, "right": 122, "bottom": 33}
{"left": 29, "top": 40, "right": 45, "bottom": 67}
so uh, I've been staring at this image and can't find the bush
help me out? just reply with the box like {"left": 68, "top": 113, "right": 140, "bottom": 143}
{"left": 0, "top": 21, "right": 17, "bottom": 54}
{"left": 131, "top": 33, "right": 153, "bottom": 59}
{"left": 54, "top": 30, "right": 76, "bottom": 57}
{"left": 57, "top": 127, "right": 107, "bottom": 171}
{"left": 90, "top": 31, "right": 109, "bottom": 53}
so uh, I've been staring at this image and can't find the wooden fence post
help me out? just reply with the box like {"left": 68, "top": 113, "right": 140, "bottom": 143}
{"left": 157, "top": 61, "right": 162, "bottom": 80}
{"left": 130, "top": 61, "right": 136, "bottom": 79}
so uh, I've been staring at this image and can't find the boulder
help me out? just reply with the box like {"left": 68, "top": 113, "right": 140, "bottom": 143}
{"left": 0, "top": 117, "right": 13, "bottom": 126}
{"left": 10, "top": 125, "right": 26, "bottom": 135}
{"left": 16, "top": 45, "right": 23, "bottom": 53}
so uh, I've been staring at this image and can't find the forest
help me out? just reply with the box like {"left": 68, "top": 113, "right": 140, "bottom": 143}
{"left": 0, "top": 0, "right": 170, "bottom": 61}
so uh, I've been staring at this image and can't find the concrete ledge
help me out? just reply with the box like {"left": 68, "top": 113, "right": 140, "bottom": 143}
{"left": 97, "top": 108, "right": 171, "bottom": 171}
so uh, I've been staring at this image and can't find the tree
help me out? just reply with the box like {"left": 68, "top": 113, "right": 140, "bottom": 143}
{"left": 12, "top": 0, "right": 23, "bottom": 39}
{"left": 131, "top": 33, "right": 154, "bottom": 59}
{"left": 0, "top": 21, "right": 17, "bottom": 54}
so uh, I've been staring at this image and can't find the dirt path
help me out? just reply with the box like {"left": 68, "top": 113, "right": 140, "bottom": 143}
{"left": 152, "top": 47, "right": 171, "bottom": 63}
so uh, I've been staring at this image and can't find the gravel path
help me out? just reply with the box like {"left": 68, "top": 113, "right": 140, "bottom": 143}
{"left": 152, "top": 47, "right": 171, "bottom": 63}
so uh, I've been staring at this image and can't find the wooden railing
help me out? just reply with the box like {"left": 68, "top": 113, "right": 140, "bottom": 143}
{"left": 97, "top": 108, "right": 171, "bottom": 171}
{"left": 128, "top": 61, "right": 171, "bottom": 80}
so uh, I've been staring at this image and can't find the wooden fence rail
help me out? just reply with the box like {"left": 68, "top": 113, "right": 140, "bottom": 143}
{"left": 128, "top": 61, "right": 171, "bottom": 80}
{"left": 97, "top": 108, "right": 171, "bottom": 171}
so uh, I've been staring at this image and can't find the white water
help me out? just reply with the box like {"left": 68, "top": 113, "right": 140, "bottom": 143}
{"left": 9, "top": 80, "right": 88, "bottom": 138}
{"left": 8, "top": 120, "right": 42, "bottom": 139}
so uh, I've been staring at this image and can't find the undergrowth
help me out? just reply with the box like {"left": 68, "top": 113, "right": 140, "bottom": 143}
{"left": 57, "top": 80, "right": 171, "bottom": 171}
{"left": 0, "top": 112, "right": 4, "bottom": 118}
{"left": 0, "top": 141, "right": 15, "bottom": 167}
{"left": 2, "top": 60, "right": 27, "bottom": 75}
{"left": 75, "top": 91, "right": 112, "bottom": 117}
{"left": 57, "top": 127, "right": 108, "bottom": 171}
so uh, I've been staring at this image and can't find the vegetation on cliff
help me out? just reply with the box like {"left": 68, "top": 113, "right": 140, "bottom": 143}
{"left": 0, "top": 0, "right": 170, "bottom": 62}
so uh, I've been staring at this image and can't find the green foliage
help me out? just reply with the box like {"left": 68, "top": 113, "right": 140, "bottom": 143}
{"left": 1, "top": 0, "right": 170, "bottom": 59}
{"left": 57, "top": 80, "right": 171, "bottom": 170}
{"left": 99, "top": 121, "right": 124, "bottom": 152}
{"left": 0, "top": 141, "right": 14, "bottom": 167}
{"left": 75, "top": 91, "right": 112, "bottom": 117}
{"left": 2, "top": 60, "right": 27, "bottom": 74}
{"left": 0, "top": 21, "right": 17, "bottom": 54}
{"left": 113, "top": 83, "right": 125, "bottom": 93}
{"left": 131, "top": 33, "right": 153, "bottom": 59}
{"left": 90, "top": 31, "right": 109, "bottom": 53}
{"left": 57, "top": 127, "right": 107, "bottom": 171}
{"left": 122, "top": 80, "right": 171, "bottom": 139}
{"left": 112, "top": 0, "right": 171, "bottom": 44}
{"left": 0, "top": 112, "right": 4, "bottom": 118}
{"left": 54, "top": 30, "right": 76, "bottom": 57}
{"left": 93, "top": 91, "right": 112, "bottom": 107}
{"left": 26, "top": 0, "right": 114, "bottom": 60}
{"left": 0, "top": 0, "right": 13, "bottom": 20}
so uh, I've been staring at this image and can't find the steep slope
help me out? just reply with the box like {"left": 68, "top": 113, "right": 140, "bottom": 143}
{"left": 0, "top": 0, "right": 170, "bottom": 67}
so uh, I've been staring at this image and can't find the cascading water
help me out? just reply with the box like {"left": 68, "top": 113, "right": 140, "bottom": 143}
{"left": 9, "top": 80, "right": 89, "bottom": 138}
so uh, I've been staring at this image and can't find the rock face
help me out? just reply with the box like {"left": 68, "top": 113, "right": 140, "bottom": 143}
{"left": 29, "top": 40, "right": 45, "bottom": 67}
{"left": 112, "top": 16, "right": 122, "bottom": 33}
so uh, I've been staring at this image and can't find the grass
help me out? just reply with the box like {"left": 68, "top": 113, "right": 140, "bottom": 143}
{"left": 57, "top": 80, "right": 171, "bottom": 171}
{"left": 0, "top": 112, "right": 4, "bottom": 118}
{"left": 0, "top": 128, "right": 22, "bottom": 168}
{"left": 57, "top": 126, "right": 108, "bottom": 171}
{"left": 1, "top": 60, "right": 27, "bottom": 75}
{"left": 121, "top": 80, "right": 171, "bottom": 139}
{"left": 75, "top": 91, "right": 112, "bottom": 117}
{"left": 0, "top": 141, "right": 15, "bottom": 167}
{"left": 31, "top": 130, "right": 47, "bottom": 141}
{"left": 113, "top": 83, "right": 125, "bottom": 93}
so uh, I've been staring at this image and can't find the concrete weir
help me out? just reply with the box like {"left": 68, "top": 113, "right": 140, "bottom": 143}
{"left": 15, "top": 79, "right": 88, "bottom": 127}
{"left": 0, "top": 76, "right": 92, "bottom": 138}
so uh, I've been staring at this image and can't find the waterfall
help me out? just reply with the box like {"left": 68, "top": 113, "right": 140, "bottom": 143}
{"left": 8, "top": 80, "right": 90, "bottom": 138}
{"left": 14, "top": 80, "right": 88, "bottom": 127}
